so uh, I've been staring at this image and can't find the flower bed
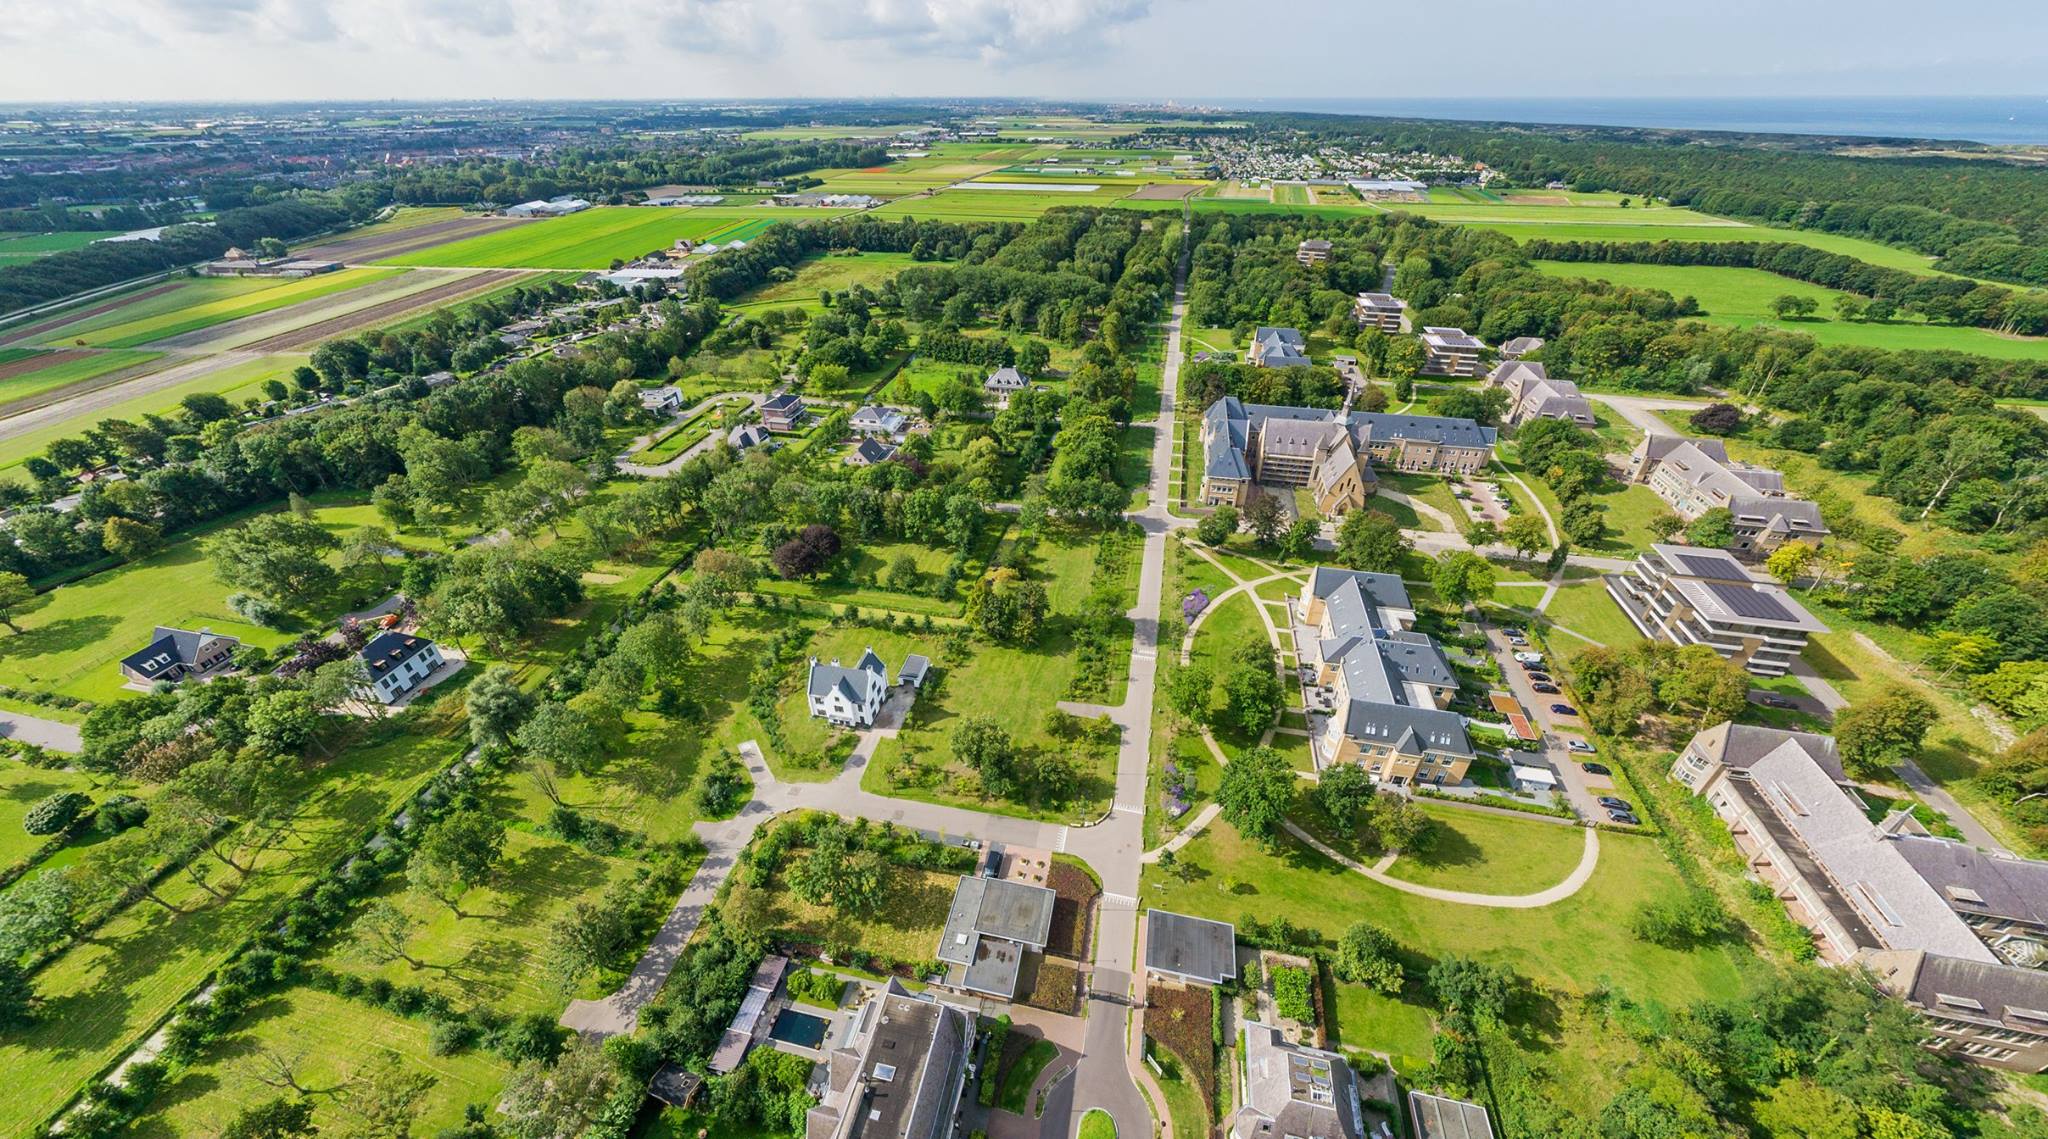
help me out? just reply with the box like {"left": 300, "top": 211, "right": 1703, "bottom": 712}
{"left": 1045, "top": 859, "right": 1100, "bottom": 958}
{"left": 1143, "top": 983, "right": 1217, "bottom": 1116}
{"left": 1025, "top": 960, "right": 1082, "bottom": 1015}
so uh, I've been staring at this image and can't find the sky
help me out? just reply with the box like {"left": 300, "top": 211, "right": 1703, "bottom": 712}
{"left": 1, "top": 0, "right": 2045, "bottom": 102}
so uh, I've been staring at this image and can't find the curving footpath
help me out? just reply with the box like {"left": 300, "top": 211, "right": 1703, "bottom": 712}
{"left": 1285, "top": 819, "right": 1601, "bottom": 908}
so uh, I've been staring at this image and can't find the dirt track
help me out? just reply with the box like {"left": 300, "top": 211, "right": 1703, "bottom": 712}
{"left": 237, "top": 269, "right": 530, "bottom": 352}
{"left": 0, "top": 282, "right": 182, "bottom": 346}
{"left": 298, "top": 216, "right": 533, "bottom": 263}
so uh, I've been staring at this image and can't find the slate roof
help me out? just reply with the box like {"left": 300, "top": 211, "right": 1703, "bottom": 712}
{"left": 1888, "top": 951, "right": 2048, "bottom": 1036}
{"left": 1500, "top": 336, "right": 1545, "bottom": 358}
{"left": 121, "top": 626, "right": 234, "bottom": 680}
{"left": 1146, "top": 910, "right": 1237, "bottom": 984}
{"left": 762, "top": 391, "right": 806, "bottom": 416}
{"left": 1408, "top": 1091, "right": 1494, "bottom": 1139}
{"left": 984, "top": 366, "right": 1029, "bottom": 391}
{"left": 1893, "top": 837, "right": 2048, "bottom": 929}
{"left": 360, "top": 632, "right": 437, "bottom": 680}
{"left": 808, "top": 649, "right": 888, "bottom": 705}
{"left": 1732, "top": 496, "right": 1830, "bottom": 537}
{"left": 898, "top": 655, "right": 931, "bottom": 686}
{"left": 1307, "top": 567, "right": 1413, "bottom": 626}
{"left": 1235, "top": 1023, "right": 1362, "bottom": 1139}
{"left": 850, "top": 437, "right": 897, "bottom": 465}
{"left": 1693, "top": 722, "right": 1847, "bottom": 784}
{"left": 728, "top": 424, "right": 772, "bottom": 450}
{"left": 1350, "top": 411, "right": 1497, "bottom": 450}
{"left": 1203, "top": 399, "right": 1494, "bottom": 484}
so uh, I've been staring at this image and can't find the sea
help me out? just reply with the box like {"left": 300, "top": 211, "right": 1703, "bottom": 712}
{"left": 1201, "top": 96, "right": 2048, "bottom": 146}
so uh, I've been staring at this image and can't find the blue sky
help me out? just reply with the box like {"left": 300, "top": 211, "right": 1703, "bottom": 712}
{"left": 0, "top": 0, "right": 2043, "bottom": 101}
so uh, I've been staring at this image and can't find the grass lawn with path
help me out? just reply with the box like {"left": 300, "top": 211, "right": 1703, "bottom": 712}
{"left": 999, "top": 1038, "right": 1060, "bottom": 1113}
{"left": 1378, "top": 802, "right": 1586, "bottom": 894}
{"left": 1538, "top": 581, "right": 1646, "bottom": 649}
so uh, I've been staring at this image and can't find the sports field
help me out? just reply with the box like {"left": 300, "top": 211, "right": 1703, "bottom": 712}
{"left": 375, "top": 205, "right": 833, "bottom": 269}
{"left": 1532, "top": 260, "right": 2048, "bottom": 359}
{"left": 0, "top": 231, "right": 106, "bottom": 260}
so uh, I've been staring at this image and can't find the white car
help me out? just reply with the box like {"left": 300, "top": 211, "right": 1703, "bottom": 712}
{"left": 1513, "top": 651, "right": 1544, "bottom": 664}
{"left": 1566, "top": 739, "right": 1596, "bottom": 754}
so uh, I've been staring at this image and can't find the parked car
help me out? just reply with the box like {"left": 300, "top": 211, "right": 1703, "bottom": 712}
{"left": 1598, "top": 796, "right": 1634, "bottom": 812}
{"left": 1532, "top": 682, "right": 1561, "bottom": 694}
{"left": 1580, "top": 761, "right": 1610, "bottom": 775}
{"left": 1500, "top": 627, "right": 1524, "bottom": 637}
{"left": 1525, "top": 671, "right": 1553, "bottom": 683}
{"left": 1506, "top": 635, "right": 1528, "bottom": 646}
{"left": 1513, "top": 651, "right": 1544, "bottom": 664}
{"left": 1566, "top": 739, "right": 1596, "bottom": 755}
{"left": 1607, "top": 810, "right": 1641, "bottom": 826}
{"left": 1754, "top": 693, "right": 1798, "bottom": 709}
{"left": 1550, "top": 703, "right": 1579, "bottom": 716}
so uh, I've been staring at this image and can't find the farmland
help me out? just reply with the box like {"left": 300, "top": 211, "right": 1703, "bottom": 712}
{"left": 0, "top": 353, "right": 309, "bottom": 472}
{"left": 375, "top": 205, "right": 843, "bottom": 270}
{"left": 0, "top": 348, "right": 163, "bottom": 410}
{"left": 26, "top": 268, "right": 406, "bottom": 349}
{"left": 1532, "top": 260, "right": 2048, "bottom": 359}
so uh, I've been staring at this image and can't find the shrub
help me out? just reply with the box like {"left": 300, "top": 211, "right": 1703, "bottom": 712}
{"left": 1272, "top": 965, "right": 1315, "bottom": 1024}
{"left": 96, "top": 794, "right": 150, "bottom": 834}
{"left": 430, "top": 1016, "right": 481, "bottom": 1056}
{"left": 22, "top": 791, "right": 89, "bottom": 835}
{"left": 1630, "top": 889, "right": 1733, "bottom": 948}
{"left": 226, "top": 591, "right": 289, "bottom": 628}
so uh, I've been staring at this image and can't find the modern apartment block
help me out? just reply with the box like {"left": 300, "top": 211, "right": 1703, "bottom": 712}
{"left": 1484, "top": 360, "right": 1594, "bottom": 427}
{"left": 1296, "top": 238, "right": 1332, "bottom": 266}
{"left": 1628, "top": 435, "right": 1829, "bottom": 556}
{"left": 1353, "top": 292, "right": 1406, "bottom": 333}
{"left": 1675, "top": 722, "right": 2048, "bottom": 1071}
{"left": 1299, "top": 568, "right": 1474, "bottom": 787}
{"left": 1418, "top": 326, "right": 1485, "bottom": 377}
{"left": 1605, "top": 544, "right": 1827, "bottom": 676}
{"left": 1199, "top": 398, "right": 1495, "bottom": 516}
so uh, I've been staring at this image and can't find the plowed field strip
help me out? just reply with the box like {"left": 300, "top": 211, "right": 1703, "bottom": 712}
{"left": 238, "top": 269, "right": 530, "bottom": 352}
{"left": 0, "top": 283, "right": 183, "bottom": 346}
{"left": 299, "top": 217, "right": 534, "bottom": 263}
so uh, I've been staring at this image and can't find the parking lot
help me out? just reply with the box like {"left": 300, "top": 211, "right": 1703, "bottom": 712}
{"left": 1478, "top": 621, "right": 1637, "bottom": 826}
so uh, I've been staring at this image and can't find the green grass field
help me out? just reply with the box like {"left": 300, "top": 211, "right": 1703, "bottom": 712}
{"left": 0, "top": 354, "right": 309, "bottom": 474}
{"left": 1380, "top": 803, "right": 1586, "bottom": 893}
{"left": 0, "top": 231, "right": 107, "bottom": 260}
{"left": 377, "top": 206, "right": 838, "bottom": 269}
{"left": 1533, "top": 260, "right": 2048, "bottom": 359}
{"left": 727, "top": 251, "right": 925, "bottom": 313}
{"left": 871, "top": 186, "right": 1139, "bottom": 221}
{"left": 0, "top": 763, "right": 103, "bottom": 868}
{"left": 0, "top": 348, "right": 163, "bottom": 409}
{"left": 1539, "top": 581, "right": 1647, "bottom": 649}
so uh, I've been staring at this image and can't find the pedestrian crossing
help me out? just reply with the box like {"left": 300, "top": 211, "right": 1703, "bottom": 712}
{"left": 1101, "top": 891, "right": 1138, "bottom": 910}
{"left": 1055, "top": 825, "right": 1069, "bottom": 852}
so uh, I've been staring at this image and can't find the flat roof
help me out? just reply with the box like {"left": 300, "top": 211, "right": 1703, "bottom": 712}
{"left": 1145, "top": 909, "right": 1238, "bottom": 984}
{"left": 1408, "top": 1091, "right": 1494, "bottom": 1139}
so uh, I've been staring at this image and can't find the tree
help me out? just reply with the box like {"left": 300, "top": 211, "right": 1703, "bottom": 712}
{"left": 514, "top": 700, "right": 604, "bottom": 775}
{"left": 966, "top": 569, "right": 1049, "bottom": 645}
{"left": 1561, "top": 500, "right": 1607, "bottom": 546}
{"left": 102, "top": 516, "right": 164, "bottom": 561}
{"left": 500, "top": 1040, "right": 618, "bottom": 1139}
{"left": 409, "top": 809, "right": 506, "bottom": 918}
{"left": 1222, "top": 657, "right": 1282, "bottom": 737}
{"left": 21, "top": 791, "right": 87, "bottom": 835}
{"left": 1280, "top": 516, "right": 1319, "bottom": 563}
{"left": 1646, "top": 511, "right": 1686, "bottom": 541}
{"left": 1501, "top": 514, "right": 1550, "bottom": 561}
{"left": 1369, "top": 792, "right": 1435, "bottom": 853}
{"left": 1430, "top": 551, "right": 1496, "bottom": 608}
{"left": 1629, "top": 888, "right": 1732, "bottom": 948}
{"left": 0, "top": 868, "right": 78, "bottom": 960}
{"left": 0, "top": 956, "right": 31, "bottom": 1028}
{"left": 1764, "top": 541, "right": 1816, "bottom": 585}
{"left": 1314, "top": 763, "right": 1376, "bottom": 836}
{"left": 1196, "top": 505, "right": 1238, "bottom": 547}
{"left": 772, "top": 523, "right": 841, "bottom": 579}
{"left": 1334, "top": 922, "right": 1404, "bottom": 994}
{"left": 1688, "top": 403, "right": 1744, "bottom": 435}
{"left": 208, "top": 514, "right": 341, "bottom": 603}
{"left": 1836, "top": 686, "right": 1937, "bottom": 780}
{"left": 0, "top": 572, "right": 36, "bottom": 633}
{"left": 350, "top": 899, "right": 427, "bottom": 970}
{"left": 1428, "top": 956, "right": 1513, "bottom": 1025}
{"left": 1165, "top": 664, "right": 1213, "bottom": 726}
{"left": 1217, "top": 745, "right": 1294, "bottom": 846}
{"left": 1918, "top": 425, "right": 2008, "bottom": 521}
{"left": 1753, "top": 1079, "right": 1862, "bottom": 1139}
{"left": 219, "top": 1097, "right": 318, "bottom": 1139}
{"left": 466, "top": 665, "right": 531, "bottom": 750}
{"left": 546, "top": 894, "right": 634, "bottom": 992}
{"left": 1769, "top": 294, "right": 1819, "bottom": 320}
{"left": 954, "top": 717, "right": 1018, "bottom": 798}
{"left": 1462, "top": 518, "right": 1499, "bottom": 549}
{"left": 1684, "top": 507, "right": 1735, "bottom": 549}
{"left": 1333, "top": 509, "right": 1408, "bottom": 573}
{"left": 1244, "top": 494, "right": 1285, "bottom": 547}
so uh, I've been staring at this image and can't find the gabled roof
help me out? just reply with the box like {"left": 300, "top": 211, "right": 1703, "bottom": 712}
{"left": 808, "top": 651, "right": 888, "bottom": 706}
{"left": 1892, "top": 836, "right": 2048, "bottom": 929}
{"left": 1692, "top": 722, "right": 1846, "bottom": 784}
{"left": 984, "top": 366, "right": 1028, "bottom": 390}
{"left": 1350, "top": 411, "right": 1497, "bottom": 450}
{"left": 1731, "top": 496, "right": 1829, "bottom": 536}
{"left": 1236, "top": 1023, "right": 1362, "bottom": 1139}
{"left": 1886, "top": 950, "right": 2048, "bottom": 1035}
{"left": 361, "top": 632, "right": 437, "bottom": 678}
{"left": 850, "top": 438, "right": 897, "bottom": 465}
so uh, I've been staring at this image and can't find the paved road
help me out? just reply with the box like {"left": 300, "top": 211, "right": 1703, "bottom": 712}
{"left": 0, "top": 710, "right": 81, "bottom": 753}
{"left": 1789, "top": 659, "right": 2013, "bottom": 855}
{"left": 1478, "top": 623, "right": 1616, "bottom": 823}
{"left": 1583, "top": 391, "right": 1713, "bottom": 439}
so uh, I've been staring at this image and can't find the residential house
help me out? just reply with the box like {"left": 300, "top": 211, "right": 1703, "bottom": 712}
{"left": 1300, "top": 568, "right": 1471, "bottom": 786}
{"left": 708, "top": 955, "right": 790, "bottom": 1074}
{"left": 1485, "top": 360, "right": 1595, "bottom": 427}
{"left": 846, "top": 437, "right": 898, "bottom": 467}
{"left": 1145, "top": 910, "right": 1238, "bottom": 986}
{"left": 1296, "top": 238, "right": 1332, "bottom": 266}
{"left": 1627, "top": 435, "right": 1829, "bottom": 556}
{"left": 761, "top": 391, "right": 807, "bottom": 432}
{"left": 851, "top": 404, "right": 908, "bottom": 437}
{"left": 359, "top": 633, "right": 446, "bottom": 705}
{"left": 984, "top": 366, "right": 1030, "bottom": 401}
{"left": 1864, "top": 950, "right": 2048, "bottom": 1072}
{"left": 1352, "top": 292, "right": 1407, "bottom": 333}
{"left": 934, "top": 873, "right": 1057, "bottom": 998}
{"left": 1199, "top": 398, "right": 1493, "bottom": 516}
{"left": 1498, "top": 336, "right": 1544, "bottom": 361}
{"left": 805, "top": 981, "right": 972, "bottom": 1139}
{"left": 1605, "top": 544, "right": 1827, "bottom": 676}
{"left": 727, "top": 424, "right": 772, "bottom": 452}
{"left": 1230, "top": 1023, "right": 1365, "bottom": 1139}
{"left": 806, "top": 648, "right": 888, "bottom": 727}
{"left": 119, "top": 626, "right": 240, "bottom": 686}
{"left": 1246, "top": 326, "right": 1312, "bottom": 368}
{"left": 1419, "top": 327, "right": 1485, "bottom": 377}
{"left": 639, "top": 386, "right": 683, "bottom": 415}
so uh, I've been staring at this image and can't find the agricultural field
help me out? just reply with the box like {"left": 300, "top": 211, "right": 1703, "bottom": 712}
{"left": 376, "top": 205, "right": 835, "bottom": 270}
{"left": 0, "top": 347, "right": 163, "bottom": 410}
{"left": 1533, "top": 260, "right": 2048, "bottom": 359}
{"left": 0, "top": 353, "right": 309, "bottom": 472}
{"left": 726, "top": 251, "right": 925, "bottom": 315}
{"left": 30, "top": 268, "right": 407, "bottom": 349}
{"left": 871, "top": 185, "right": 1139, "bottom": 221}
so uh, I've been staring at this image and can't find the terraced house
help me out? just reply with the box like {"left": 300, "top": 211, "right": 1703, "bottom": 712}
{"left": 1484, "top": 360, "right": 1594, "bottom": 427}
{"left": 1676, "top": 722, "right": 2048, "bottom": 1071}
{"left": 1297, "top": 568, "right": 1473, "bottom": 786}
{"left": 1627, "top": 435, "right": 1829, "bottom": 557}
{"left": 1199, "top": 398, "right": 1494, "bottom": 516}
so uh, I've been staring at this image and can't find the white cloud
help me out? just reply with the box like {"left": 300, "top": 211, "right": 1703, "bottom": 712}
{"left": 807, "top": 0, "right": 1157, "bottom": 62}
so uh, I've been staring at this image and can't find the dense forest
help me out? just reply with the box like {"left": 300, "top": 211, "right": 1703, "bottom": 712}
{"left": 377, "top": 141, "right": 892, "bottom": 205}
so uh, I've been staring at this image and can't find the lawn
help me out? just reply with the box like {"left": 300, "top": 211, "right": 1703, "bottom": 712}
{"left": 377, "top": 206, "right": 825, "bottom": 270}
{"left": 1187, "top": 590, "right": 1265, "bottom": 672}
{"left": 1379, "top": 802, "right": 1585, "bottom": 894}
{"left": 767, "top": 862, "right": 957, "bottom": 963}
{"left": 727, "top": 251, "right": 925, "bottom": 312}
{"left": 1375, "top": 472, "right": 1462, "bottom": 532}
{"left": 0, "top": 348, "right": 163, "bottom": 409}
{"left": 143, "top": 987, "right": 513, "bottom": 1139}
{"left": 1139, "top": 817, "right": 1747, "bottom": 1005}
{"left": 67, "top": 268, "right": 407, "bottom": 348}
{"left": 1329, "top": 981, "right": 1436, "bottom": 1073}
{"left": 0, "top": 231, "right": 106, "bottom": 260}
{"left": 1539, "top": 581, "right": 1646, "bottom": 649}
{"left": 999, "top": 1038, "right": 1059, "bottom": 1113}
{"left": 0, "top": 761, "right": 103, "bottom": 869}
{"left": 0, "top": 353, "right": 311, "bottom": 473}
{"left": 1476, "top": 220, "right": 1967, "bottom": 278}
{"left": 1533, "top": 261, "right": 2048, "bottom": 360}
{"left": 1080, "top": 1109, "right": 1117, "bottom": 1139}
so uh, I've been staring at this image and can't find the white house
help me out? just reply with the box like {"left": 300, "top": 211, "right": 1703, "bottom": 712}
{"left": 850, "top": 404, "right": 908, "bottom": 437}
{"left": 360, "top": 633, "right": 445, "bottom": 705}
{"left": 985, "top": 366, "right": 1030, "bottom": 396}
{"left": 806, "top": 648, "right": 888, "bottom": 727}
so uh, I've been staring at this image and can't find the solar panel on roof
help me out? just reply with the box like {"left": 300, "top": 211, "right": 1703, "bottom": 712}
{"left": 1674, "top": 551, "right": 1744, "bottom": 579}
{"left": 1705, "top": 581, "right": 1794, "bottom": 622}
